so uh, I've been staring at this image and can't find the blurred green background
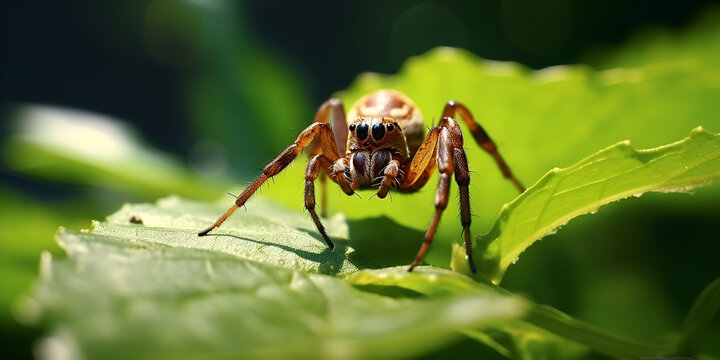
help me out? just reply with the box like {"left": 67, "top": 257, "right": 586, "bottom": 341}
{"left": 1, "top": 0, "right": 719, "bottom": 359}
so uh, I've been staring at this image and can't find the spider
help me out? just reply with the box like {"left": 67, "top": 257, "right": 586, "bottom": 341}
{"left": 199, "top": 89, "right": 525, "bottom": 272}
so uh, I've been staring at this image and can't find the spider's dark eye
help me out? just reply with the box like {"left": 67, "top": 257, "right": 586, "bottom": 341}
{"left": 349, "top": 123, "right": 356, "bottom": 132}
{"left": 356, "top": 123, "right": 369, "bottom": 140}
{"left": 372, "top": 124, "right": 386, "bottom": 140}
{"left": 386, "top": 123, "right": 395, "bottom": 132}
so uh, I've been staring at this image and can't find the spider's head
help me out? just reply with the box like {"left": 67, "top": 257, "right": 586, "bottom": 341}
{"left": 347, "top": 117, "right": 409, "bottom": 158}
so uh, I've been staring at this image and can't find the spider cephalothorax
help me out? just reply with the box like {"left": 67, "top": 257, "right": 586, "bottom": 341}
{"left": 345, "top": 117, "right": 408, "bottom": 189}
{"left": 199, "top": 89, "right": 525, "bottom": 272}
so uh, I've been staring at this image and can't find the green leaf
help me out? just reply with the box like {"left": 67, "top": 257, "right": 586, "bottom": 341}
{"left": 347, "top": 268, "right": 672, "bottom": 359}
{"left": 262, "top": 42, "right": 720, "bottom": 268}
{"left": 97, "top": 196, "right": 373, "bottom": 276}
{"left": 94, "top": 196, "right": 432, "bottom": 276}
{"left": 460, "top": 127, "right": 720, "bottom": 283}
{"left": 29, "top": 198, "right": 526, "bottom": 360}
{"left": 678, "top": 277, "right": 720, "bottom": 355}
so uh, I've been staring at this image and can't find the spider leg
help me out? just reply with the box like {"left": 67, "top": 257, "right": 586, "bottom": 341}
{"left": 408, "top": 171, "right": 450, "bottom": 272}
{"left": 449, "top": 126, "right": 477, "bottom": 274}
{"left": 311, "top": 98, "right": 348, "bottom": 156}
{"left": 319, "top": 173, "right": 328, "bottom": 218}
{"left": 330, "top": 157, "right": 355, "bottom": 195}
{"left": 442, "top": 101, "right": 525, "bottom": 193}
{"left": 402, "top": 117, "right": 477, "bottom": 273}
{"left": 198, "top": 122, "right": 340, "bottom": 237}
{"left": 309, "top": 98, "right": 347, "bottom": 217}
{"left": 376, "top": 159, "right": 400, "bottom": 198}
{"left": 305, "top": 154, "right": 335, "bottom": 249}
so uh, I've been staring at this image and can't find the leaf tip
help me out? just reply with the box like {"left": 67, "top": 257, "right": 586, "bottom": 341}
{"left": 689, "top": 125, "right": 712, "bottom": 137}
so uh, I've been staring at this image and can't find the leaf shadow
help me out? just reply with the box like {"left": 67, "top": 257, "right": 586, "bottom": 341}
{"left": 210, "top": 216, "right": 425, "bottom": 276}
{"left": 210, "top": 233, "right": 349, "bottom": 275}
{"left": 346, "top": 216, "right": 425, "bottom": 267}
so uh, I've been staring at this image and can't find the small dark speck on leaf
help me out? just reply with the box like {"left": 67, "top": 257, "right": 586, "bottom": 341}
{"left": 129, "top": 215, "right": 143, "bottom": 224}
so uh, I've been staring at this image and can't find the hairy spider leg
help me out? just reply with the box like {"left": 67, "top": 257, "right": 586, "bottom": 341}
{"left": 442, "top": 101, "right": 525, "bottom": 192}
{"left": 308, "top": 98, "right": 347, "bottom": 217}
{"left": 198, "top": 122, "right": 340, "bottom": 239}
{"left": 400, "top": 117, "right": 477, "bottom": 273}
{"left": 305, "top": 154, "right": 335, "bottom": 249}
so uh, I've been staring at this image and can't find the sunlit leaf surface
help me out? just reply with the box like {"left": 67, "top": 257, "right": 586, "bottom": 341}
{"left": 31, "top": 200, "right": 525, "bottom": 360}
{"left": 347, "top": 268, "right": 672, "bottom": 359}
{"left": 461, "top": 127, "right": 720, "bottom": 283}
{"left": 33, "top": 131, "right": 720, "bottom": 360}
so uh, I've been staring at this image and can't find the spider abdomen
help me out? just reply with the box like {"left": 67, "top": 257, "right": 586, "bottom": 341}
{"left": 347, "top": 90, "right": 425, "bottom": 156}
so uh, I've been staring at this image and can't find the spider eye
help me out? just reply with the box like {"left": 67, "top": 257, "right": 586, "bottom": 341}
{"left": 372, "top": 124, "right": 385, "bottom": 140}
{"left": 356, "top": 123, "right": 369, "bottom": 140}
{"left": 386, "top": 123, "right": 395, "bottom": 132}
{"left": 349, "top": 123, "right": 356, "bottom": 132}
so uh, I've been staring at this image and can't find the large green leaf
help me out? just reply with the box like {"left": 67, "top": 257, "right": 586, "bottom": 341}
{"left": 347, "top": 268, "right": 673, "bottom": 359}
{"left": 25, "top": 196, "right": 683, "bottom": 360}
{"left": 262, "top": 40, "right": 720, "bottom": 267}
{"left": 29, "top": 200, "right": 525, "bottom": 360}
{"left": 349, "top": 270, "right": 720, "bottom": 359}
{"left": 459, "top": 127, "right": 720, "bottom": 283}
{"left": 25, "top": 127, "right": 720, "bottom": 359}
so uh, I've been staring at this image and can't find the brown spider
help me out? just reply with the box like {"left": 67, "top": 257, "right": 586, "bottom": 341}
{"left": 199, "top": 89, "right": 525, "bottom": 272}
